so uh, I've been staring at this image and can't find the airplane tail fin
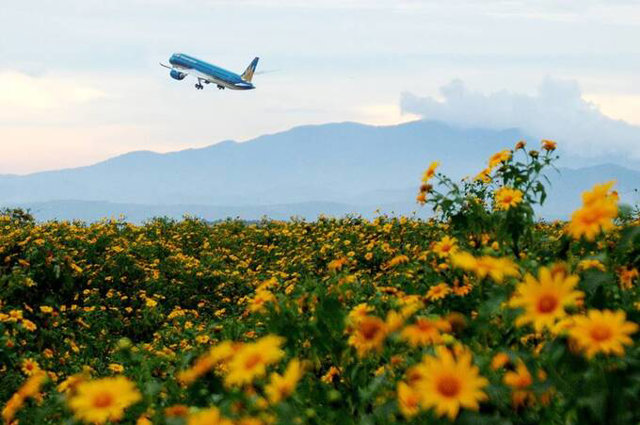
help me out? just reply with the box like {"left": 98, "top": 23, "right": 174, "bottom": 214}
{"left": 241, "top": 57, "right": 259, "bottom": 82}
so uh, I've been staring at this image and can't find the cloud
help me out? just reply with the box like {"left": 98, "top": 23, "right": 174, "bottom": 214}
{"left": 400, "top": 78, "right": 640, "bottom": 159}
{"left": 0, "top": 71, "right": 106, "bottom": 123}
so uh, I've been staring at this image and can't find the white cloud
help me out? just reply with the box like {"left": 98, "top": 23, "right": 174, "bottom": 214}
{"left": 400, "top": 78, "right": 640, "bottom": 159}
{"left": 0, "top": 71, "right": 106, "bottom": 122}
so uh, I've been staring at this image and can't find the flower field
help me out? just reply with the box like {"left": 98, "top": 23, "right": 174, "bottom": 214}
{"left": 1, "top": 141, "right": 639, "bottom": 425}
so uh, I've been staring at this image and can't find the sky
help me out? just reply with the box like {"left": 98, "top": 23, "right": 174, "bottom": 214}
{"left": 1, "top": 0, "right": 639, "bottom": 174}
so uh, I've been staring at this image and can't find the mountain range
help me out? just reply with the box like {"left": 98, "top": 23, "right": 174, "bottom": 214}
{"left": 1, "top": 120, "right": 638, "bottom": 222}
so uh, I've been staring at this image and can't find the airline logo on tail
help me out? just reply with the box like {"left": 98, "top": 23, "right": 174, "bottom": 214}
{"left": 241, "top": 57, "right": 259, "bottom": 82}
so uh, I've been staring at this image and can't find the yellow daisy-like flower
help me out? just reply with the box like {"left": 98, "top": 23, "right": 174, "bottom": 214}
{"left": 387, "top": 254, "right": 410, "bottom": 268}
{"left": 265, "top": 359, "right": 303, "bottom": 404}
{"left": 426, "top": 283, "right": 451, "bottom": 301}
{"left": 451, "top": 252, "right": 519, "bottom": 284}
{"left": 578, "top": 259, "right": 606, "bottom": 272}
{"left": 2, "top": 371, "right": 48, "bottom": 423}
{"left": 568, "top": 182, "right": 618, "bottom": 241}
{"left": 474, "top": 168, "right": 492, "bottom": 184}
{"left": 422, "top": 161, "right": 440, "bottom": 183}
{"left": 68, "top": 376, "right": 142, "bottom": 424}
{"left": 225, "top": 335, "right": 285, "bottom": 387}
{"left": 494, "top": 187, "right": 523, "bottom": 210}
{"left": 568, "top": 200, "right": 618, "bottom": 241}
{"left": 108, "top": 364, "right": 124, "bottom": 374}
{"left": 619, "top": 267, "right": 638, "bottom": 290}
{"left": 248, "top": 289, "right": 276, "bottom": 313}
{"left": 503, "top": 361, "right": 535, "bottom": 407}
{"left": 187, "top": 407, "right": 234, "bottom": 425}
{"left": 21, "top": 358, "right": 40, "bottom": 376}
{"left": 397, "top": 381, "right": 421, "bottom": 418}
{"left": 509, "top": 266, "right": 583, "bottom": 332}
{"left": 348, "top": 315, "right": 388, "bottom": 357}
{"left": 488, "top": 149, "right": 512, "bottom": 169}
{"left": 541, "top": 139, "right": 556, "bottom": 151}
{"left": 582, "top": 181, "right": 616, "bottom": 206}
{"left": 490, "top": 352, "right": 510, "bottom": 370}
{"left": 401, "top": 317, "right": 451, "bottom": 347}
{"left": 414, "top": 347, "right": 488, "bottom": 420}
{"left": 432, "top": 236, "right": 458, "bottom": 258}
{"left": 568, "top": 310, "right": 638, "bottom": 358}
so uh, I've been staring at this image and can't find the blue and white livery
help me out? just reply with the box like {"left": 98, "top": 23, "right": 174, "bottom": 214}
{"left": 161, "top": 53, "right": 258, "bottom": 91}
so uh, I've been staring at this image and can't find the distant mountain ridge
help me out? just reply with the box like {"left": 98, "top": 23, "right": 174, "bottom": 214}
{"left": 1, "top": 120, "right": 638, "bottom": 221}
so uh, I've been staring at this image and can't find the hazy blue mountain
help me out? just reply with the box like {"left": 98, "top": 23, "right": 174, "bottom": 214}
{"left": 0, "top": 121, "right": 525, "bottom": 205}
{"left": 1, "top": 120, "right": 638, "bottom": 222}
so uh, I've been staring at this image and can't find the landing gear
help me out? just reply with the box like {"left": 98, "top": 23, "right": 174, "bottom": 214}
{"left": 195, "top": 83, "right": 204, "bottom": 90}
{"left": 217, "top": 85, "right": 225, "bottom": 90}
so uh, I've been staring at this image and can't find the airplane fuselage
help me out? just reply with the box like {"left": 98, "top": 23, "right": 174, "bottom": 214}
{"left": 168, "top": 53, "right": 255, "bottom": 90}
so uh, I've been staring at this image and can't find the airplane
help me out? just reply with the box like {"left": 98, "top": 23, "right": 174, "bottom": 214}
{"left": 161, "top": 53, "right": 258, "bottom": 91}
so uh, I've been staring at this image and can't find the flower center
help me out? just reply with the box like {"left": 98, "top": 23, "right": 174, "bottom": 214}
{"left": 361, "top": 322, "right": 382, "bottom": 340}
{"left": 536, "top": 294, "right": 558, "bottom": 313}
{"left": 93, "top": 393, "right": 114, "bottom": 408}
{"left": 590, "top": 324, "right": 612, "bottom": 342}
{"left": 502, "top": 195, "right": 513, "bottom": 204}
{"left": 437, "top": 375, "right": 461, "bottom": 398}
{"left": 244, "top": 353, "right": 263, "bottom": 370}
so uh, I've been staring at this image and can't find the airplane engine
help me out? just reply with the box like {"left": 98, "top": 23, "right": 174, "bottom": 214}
{"left": 170, "top": 70, "right": 187, "bottom": 80}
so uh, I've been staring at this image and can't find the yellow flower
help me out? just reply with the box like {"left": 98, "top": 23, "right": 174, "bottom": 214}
{"left": 426, "top": 283, "right": 451, "bottom": 301}
{"left": 347, "top": 303, "right": 374, "bottom": 325}
{"left": 2, "top": 393, "right": 23, "bottom": 424}
{"left": 474, "top": 168, "right": 492, "bottom": 183}
{"left": 347, "top": 315, "right": 388, "bottom": 357}
{"left": 22, "top": 319, "right": 37, "bottom": 331}
{"left": 58, "top": 373, "right": 88, "bottom": 395}
{"left": 503, "top": 361, "right": 534, "bottom": 407}
{"left": 249, "top": 289, "right": 276, "bottom": 313}
{"left": 320, "top": 366, "right": 341, "bottom": 384}
{"left": 328, "top": 257, "right": 348, "bottom": 272}
{"left": 490, "top": 352, "right": 510, "bottom": 370}
{"left": 414, "top": 347, "right": 488, "bottom": 420}
{"left": 21, "top": 358, "right": 40, "bottom": 376}
{"left": 568, "top": 310, "right": 638, "bottom": 358}
{"left": 494, "top": 187, "right": 523, "bottom": 210}
{"left": 509, "top": 266, "right": 583, "bottom": 331}
{"left": 451, "top": 252, "right": 519, "bottom": 283}
{"left": 385, "top": 310, "right": 405, "bottom": 333}
{"left": 137, "top": 414, "right": 152, "bottom": 425}
{"left": 401, "top": 317, "right": 451, "bottom": 347}
{"left": 578, "top": 259, "right": 606, "bottom": 272}
{"left": 488, "top": 149, "right": 512, "bottom": 168}
{"left": 178, "top": 341, "right": 237, "bottom": 385}
{"left": 541, "top": 139, "right": 556, "bottom": 151}
{"left": 397, "top": 381, "right": 420, "bottom": 418}
{"left": 619, "top": 267, "right": 638, "bottom": 289}
{"left": 432, "top": 236, "right": 457, "bottom": 258}
{"left": 68, "top": 376, "right": 142, "bottom": 424}
{"left": 265, "top": 359, "right": 303, "bottom": 404}
{"left": 225, "top": 335, "right": 285, "bottom": 387}
{"left": 387, "top": 254, "right": 410, "bottom": 268}
{"left": 2, "top": 370, "right": 48, "bottom": 423}
{"left": 568, "top": 182, "right": 618, "bottom": 241}
{"left": 108, "top": 364, "right": 124, "bottom": 374}
{"left": 188, "top": 407, "right": 234, "bottom": 425}
{"left": 422, "top": 161, "right": 440, "bottom": 182}
{"left": 582, "top": 181, "right": 616, "bottom": 206}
